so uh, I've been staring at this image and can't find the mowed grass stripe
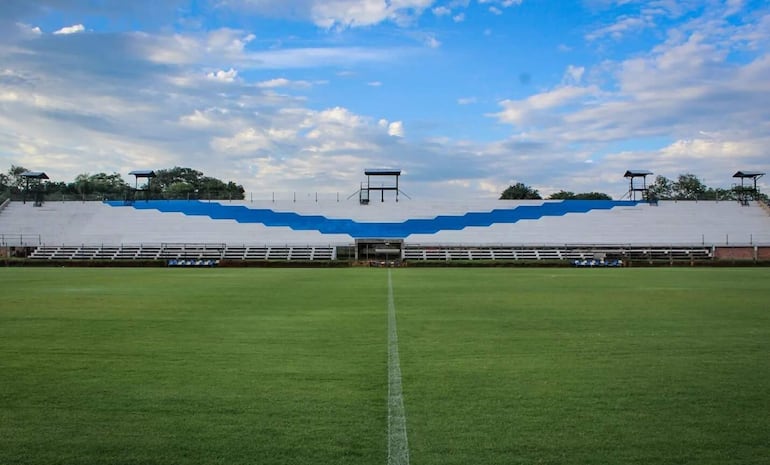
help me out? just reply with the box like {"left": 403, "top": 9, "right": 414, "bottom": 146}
{"left": 0, "top": 268, "right": 387, "bottom": 465}
{"left": 387, "top": 269, "right": 410, "bottom": 465}
{"left": 393, "top": 268, "right": 770, "bottom": 465}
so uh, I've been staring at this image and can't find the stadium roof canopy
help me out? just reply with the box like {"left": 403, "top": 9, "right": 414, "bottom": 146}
{"left": 733, "top": 171, "right": 765, "bottom": 178}
{"left": 623, "top": 170, "right": 653, "bottom": 178}
{"left": 365, "top": 169, "right": 401, "bottom": 176}
{"left": 129, "top": 170, "right": 156, "bottom": 177}
{"left": 21, "top": 171, "right": 49, "bottom": 180}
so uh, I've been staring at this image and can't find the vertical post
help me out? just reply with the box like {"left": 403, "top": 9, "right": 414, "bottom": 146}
{"left": 396, "top": 174, "right": 399, "bottom": 202}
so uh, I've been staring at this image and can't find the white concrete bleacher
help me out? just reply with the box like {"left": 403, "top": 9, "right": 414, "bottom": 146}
{"left": 1, "top": 198, "right": 769, "bottom": 260}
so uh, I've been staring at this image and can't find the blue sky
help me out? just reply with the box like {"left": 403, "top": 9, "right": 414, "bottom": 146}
{"left": 1, "top": 0, "right": 768, "bottom": 199}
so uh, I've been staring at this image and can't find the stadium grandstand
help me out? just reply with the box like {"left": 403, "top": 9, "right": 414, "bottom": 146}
{"left": 1, "top": 169, "right": 769, "bottom": 265}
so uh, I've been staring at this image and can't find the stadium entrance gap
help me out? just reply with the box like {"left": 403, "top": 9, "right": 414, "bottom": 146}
{"left": 356, "top": 239, "right": 403, "bottom": 262}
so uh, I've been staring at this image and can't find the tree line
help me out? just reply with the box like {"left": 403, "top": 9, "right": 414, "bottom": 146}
{"left": 0, "top": 166, "right": 245, "bottom": 201}
{"left": 500, "top": 183, "right": 611, "bottom": 200}
{"left": 501, "top": 173, "right": 767, "bottom": 201}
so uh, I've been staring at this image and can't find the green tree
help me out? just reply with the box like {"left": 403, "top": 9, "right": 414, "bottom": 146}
{"left": 703, "top": 187, "right": 736, "bottom": 201}
{"left": 573, "top": 192, "right": 612, "bottom": 200}
{"left": 69, "top": 172, "right": 131, "bottom": 199}
{"left": 647, "top": 175, "right": 674, "bottom": 200}
{"left": 548, "top": 190, "right": 575, "bottom": 200}
{"left": 165, "top": 181, "right": 196, "bottom": 199}
{"left": 153, "top": 167, "right": 204, "bottom": 192}
{"left": 673, "top": 173, "right": 707, "bottom": 200}
{"left": 150, "top": 167, "right": 245, "bottom": 200}
{"left": 7, "top": 165, "right": 28, "bottom": 191}
{"left": 548, "top": 191, "right": 612, "bottom": 200}
{"left": 500, "top": 182, "right": 542, "bottom": 200}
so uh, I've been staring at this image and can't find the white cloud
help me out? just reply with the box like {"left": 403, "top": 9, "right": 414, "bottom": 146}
{"left": 489, "top": 6, "right": 502, "bottom": 15}
{"left": 494, "top": 85, "right": 600, "bottom": 126}
{"left": 478, "top": 0, "right": 522, "bottom": 7}
{"left": 422, "top": 33, "right": 441, "bottom": 48}
{"left": 453, "top": 13, "right": 465, "bottom": 22}
{"left": 16, "top": 23, "right": 42, "bottom": 37}
{"left": 433, "top": 6, "right": 451, "bottom": 16}
{"left": 725, "top": 0, "right": 745, "bottom": 16}
{"left": 206, "top": 68, "right": 238, "bottom": 82}
{"left": 138, "top": 29, "right": 402, "bottom": 69}
{"left": 53, "top": 24, "right": 85, "bottom": 35}
{"left": 228, "top": 0, "right": 437, "bottom": 29}
{"left": 378, "top": 118, "right": 404, "bottom": 137}
{"left": 457, "top": 97, "right": 477, "bottom": 105}
{"left": 367, "top": 81, "right": 383, "bottom": 86}
{"left": 388, "top": 121, "right": 405, "bottom": 137}
{"left": 255, "top": 77, "right": 314, "bottom": 88}
{"left": 179, "top": 109, "right": 217, "bottom": 127}
{"left": 212, "top": 127, "right": 297, "bottom": 154}
{"left": 256, "top": 77, "right": 291, "bottom": 88}
{"left": 586, "top": 15, "right": 652, "bottom": 41}
{"left": 563, "top": 65, "right": 584, "bottom": 85}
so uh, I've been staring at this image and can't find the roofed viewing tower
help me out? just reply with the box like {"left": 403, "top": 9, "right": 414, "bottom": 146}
{"left": 624, "top": 170, "right": 653, "bottom": 202}
{"left": 733, "top": 171, "right": 765, "bottom": 206}
{"left": 127, "top": 170, "right": 156, "bottom": 204}
{"left": 20, "top": 171, "right": 49, "bottom": 207}
{"left": 359, "top": 169, "right": 403, "bottom": 204}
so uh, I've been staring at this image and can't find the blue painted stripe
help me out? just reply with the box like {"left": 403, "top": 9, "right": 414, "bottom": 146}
{"left": 104, "top": 200, "right": 639, "bottom": 238}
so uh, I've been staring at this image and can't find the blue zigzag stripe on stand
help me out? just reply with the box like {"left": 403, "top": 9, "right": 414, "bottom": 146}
{"left": 105, "top": 200, "right": 640, "bottom": 238}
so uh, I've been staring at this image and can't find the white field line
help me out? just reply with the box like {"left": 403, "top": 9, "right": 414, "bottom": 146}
{"left": 388, "top": 269, "right": 410, "bottom": 465}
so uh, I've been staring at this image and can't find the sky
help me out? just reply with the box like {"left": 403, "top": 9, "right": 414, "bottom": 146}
{"left": 0, "top": 0, "right": 768, "bottom": 200}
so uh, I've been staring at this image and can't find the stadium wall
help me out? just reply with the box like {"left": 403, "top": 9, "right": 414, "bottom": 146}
{"left": 2, "top": 199, "right": 770, "bottom": 263}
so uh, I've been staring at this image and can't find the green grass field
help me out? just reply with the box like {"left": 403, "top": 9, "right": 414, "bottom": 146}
{"left": 1, "top": 268, "right": 768, "bottom": 465}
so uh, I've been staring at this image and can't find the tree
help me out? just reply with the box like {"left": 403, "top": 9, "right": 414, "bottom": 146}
{"left": 151, "top": 167, "right": 245, "bottom": 200}
{"left": 703, "top": 187, "right": 736, "bottom": 201}
{"left": 647, "top": 175, "right": 674, "bottom": 200}
{"left": 153, "top": 167, "right": 204, "bottom": 193}
{"left": 69, "top": 172, "right": 130, "bottom": 199}
{"left": 548, "top": 190, "right": 575, "bottom": 200}
{"left": 165, "top": 181, "right": 196, "bottom": 199}
{"left": 6, "top": 165, "right": 28, "bottom": 191}
{"left": 548, "top": 191, "right": 612, "bottom": 200}
{"left": 500, "top": 182, "right": 542, "bottom": 200}
{"left": 672, "top": 173, "right": 707, "bottom": 200}
{"left": 574, "top": 192, "right": 612, "bottom": 200}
